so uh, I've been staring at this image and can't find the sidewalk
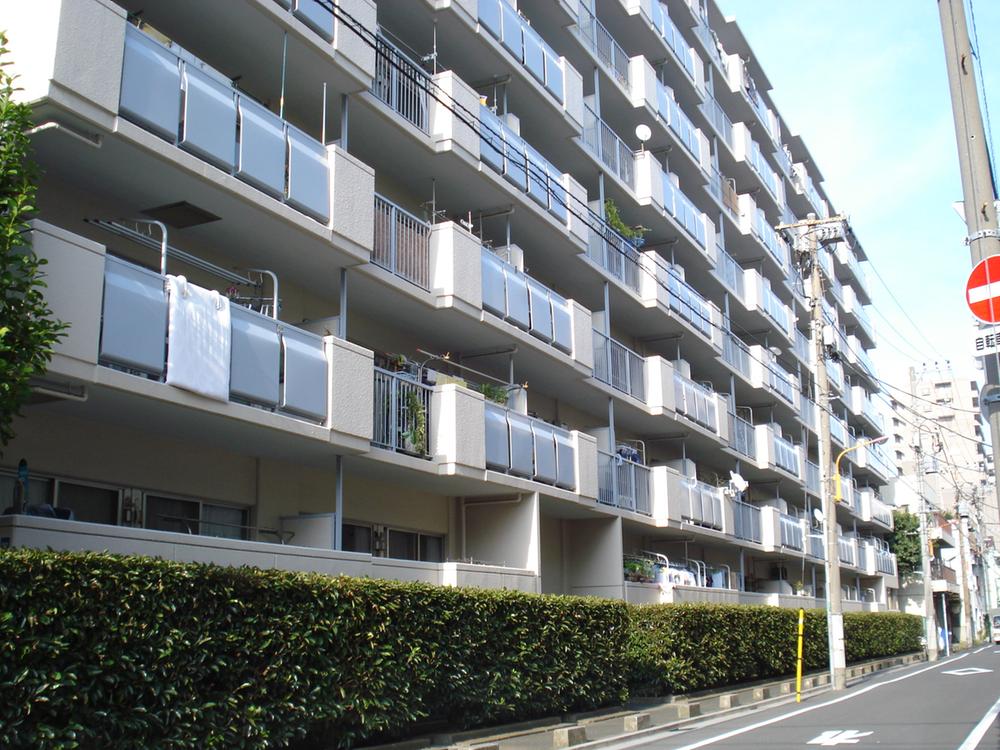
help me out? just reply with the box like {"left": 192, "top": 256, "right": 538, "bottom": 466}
{"left": 361, "top": 652, "right": 926, "bottom": 750}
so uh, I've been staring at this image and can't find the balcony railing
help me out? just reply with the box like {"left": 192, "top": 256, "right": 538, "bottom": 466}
{"left": 673, "top": 372, "right": 719, "bottom": 432}
{"left": 733, "top": 500, "right": 761, "bottom": 543}
{"left": 746, "top": 135, "right": 780, "bottom": 200}
{"left": 372, "top": 368, "right": 432, "bottom": 457}
{"left": 724, "top": 333, "right": 752, "bottom": 380}
{"left": 875, "top": 548, "right": 896, "bottom": 575}
{"left": 805, "top": 460, "right": 820, "bottom": 495}
{"left": 679, "top": 477, "right": 724, "bottom": 530}
{"left": 808, "top": 533, "right": 825, "bottom": 560}
{"left": 655, "top": 81, "right": 703, "bottom": 163}
{"left": 794, "top": 329, "right": 812, "bottom": 364}
{"left": 587, "top": 217, "right": 642, "bottom": 293}
{"left": 767, "top": 361, "right": 796, "bottom": 406}
{"left": 715, "top": 247, "right": 745, "bottom": 300}
{"left": 577, "top": 4, "right": 629, "bottom": 88}
{"left": 779, "top": 513, "right": 804, "bottom": 550}
{"left": 598, "top": 450, "right": 651, "bottom": 515}
{"left": 484, "top": 403, "right": 576, "bottom": 490}
{"left": 731, "top": 413, "right": 756, "bottom": 459}
{"left": 751, "top": 208, "right": 789, "bottom": 270}
{"left": 593, "top": 330, "right": 646, "bottom": 401}
{"left": 480, "top": 105, "right": 570, "bottom": 224}
{"left": 583, "top": 105, "right": 635, "bottom": 188}
{"left": 667, "top": 267, "right": 712, "bottom": 337}
{"left": 838, "top": 538, "right": 857, "bottom": 566}
{"left": 662, "top": 174, "right": 708, "bottom": 248}
{"left": 650, "top": 1, "right": 697, "bottom": 82}
{"left": 99, "top": 256, "right": 329, "bottom": 423}
{"left": 701, "top": 96, "right": 734, "bottom": 151}
{"left": 761, "top": 279, "right": 791, "bottom": 336}
{"left": 372, "top": 36, "right": 429, "bottom": 132}
{"left": 479, "top": 0, "right": 565, "bottom": 104}
{"left": 773, "top": 432, "right": 800, "bottom": 477}
{"left": 869, "top": 497, "right": 893, "bottom": 527}
{"left": 481, "top": 249, "right": 574, "bottom": 353}
{"left": 373, "top": 194, "right": 430, "bottom": 289}
{"left": 120, "top": 26, "right": 330, "bottom": 223}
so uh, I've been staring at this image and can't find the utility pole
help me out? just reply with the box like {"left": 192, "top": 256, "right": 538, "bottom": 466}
{"left": 956, "top": 497, "right": 974, "bottom": 645}
{"left": 781, "top": 212, "right": 848, "bottom": 690}
{"left": 914, "top": 442, "right": 940, "bottom": 662}
{"left": 938, "top": 0, "right": 1000, "bottom": 527}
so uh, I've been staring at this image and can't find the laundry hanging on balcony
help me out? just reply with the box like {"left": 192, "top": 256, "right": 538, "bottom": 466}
{"left": 165, "top": 275, "right": 232, "bottom": 402}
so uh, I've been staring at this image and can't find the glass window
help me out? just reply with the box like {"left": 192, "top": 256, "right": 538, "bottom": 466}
{"left": 57, "top": 482, "right": 119, "bottom": 524}
{"left": 343, "top": 523, "right": 372, "bottom": 554}
{"left": 387, "top": 528, "right": 418, "bottom": 560}
{"left": 202, "top": 503, "right": 248, "bottom": 540}
{"left": 145, "top": 495, "right": 199, "bottom": 534}
{"left": 419, "top": 534, "right": 444, "bottom": 563}
{"left": 0, "top": 472, "right": 53, "bottom": 512}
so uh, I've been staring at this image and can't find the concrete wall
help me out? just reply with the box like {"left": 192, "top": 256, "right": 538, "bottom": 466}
{"left": 430, "top": 70, "right": 481, "bottom": 161}
{"left": 430, "top": 222, "right": 483, "bottom": 314}
{"left": 463, "top": 492, "right": 539, "bottom": 572}
{"left": 565, "top": 516, "right": 624, "bottom": 599}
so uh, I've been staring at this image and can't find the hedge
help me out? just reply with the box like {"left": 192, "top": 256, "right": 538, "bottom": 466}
{"left": 0, "top": 549, "right": 924, "bottom": 748}
{"left": 627, "top": 604, "right": 923, "bottom": 696}
{"left": 0, "top": 549, "right": 628, "bottom": 749}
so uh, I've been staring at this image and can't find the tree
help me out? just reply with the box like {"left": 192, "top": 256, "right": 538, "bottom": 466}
{"left": 0, "top": 32, "right": 66, "bottom": 451}
{"left": 887, "top": 509, "right": 922, "bottom": 579}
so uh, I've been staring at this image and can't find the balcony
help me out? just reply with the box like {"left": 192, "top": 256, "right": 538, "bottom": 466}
{"left": 835, "top": 243, "right": 870, "bottom": 301}
{"left": 830, "top": 414, "right": 849, "bottom": 449}
{"left": 744, "top": 270, "right": 792, "bottom": 339}
{"left": 666, "top": 266, "right": 714, "bottom": 338}
{"left": 841, "top": 283, "right": 876, "bottom": 347}
{"left": 757, "top": 426, "right": 801, "bottom": 478}
{"left": 672, "top": 368, "right": 725, "bottom": 436}
{"left": 805, "top": 460, "right": 821, "bottom": 496}
{"left": 765, "top": 510, "right": 804, "bottom": 551}
{"left": 843, "top": 335, "right": 878, "bottom": 387}
{"left": 714, "top": 246, "right": 746, "bottom": 301}
{"left": 582, "top": 103, "right": 636, "bottom": 189}
{"left": 478, "top": 0, "right": 571, "bottom": 110}
{"left": 850, "top": 386, "right": 885, "bottom": 433}
{"left": 794, "top": 329, "right": 812, "bottom": 365}
{"left": 652, "top": 79, "right": 706, "bottom": 167}
{"left": 838, "top": 537, "right": 858, "bottom": 567}
{"left": 701, "top": 96, "right": 735, "bottom": 153}
{"left": 373, "top": 194, "right": 431, "bottom": 289}
{"left": 723, "top": 333, "right": 752, "bottom": 381}
{"left": 587, "top": 216, "right": 643, "bottom": 293}
{"left": 748, "top": 346, "right": 798, "bottom": 409}
{"left": 733, "top": 499, "right": 762, "bottom": 543}
{"left": 800, "top": 398, "right": 818, "bottom": 433}
{"left": 484, "top": 404, "right": 577, "bottom": 490}
{"left": 662, "top": 172, "right": 710, "bottom": 249}
{"left": 593, "top": 330, "right": 647, "bottom": 401}
{"left": 598, "top": 451, "right": 652, "bottom": 515}
{"left": 479, "top": 105, "right": 570, "bottom": 225}
{"left": 793, "top": 164, "right": 828, "bottom": 218}
{"left": 808, "top": 533, "right": 825, "bottom": 560}
{"left": 730, "top": 412, "right": 757, "bottom": 460}
{"left": 373, "top": 368, "right": 432, "bottom": 457}
{"left": 859, "top": 488, "right": 894, "bottom": 529}
{"left": 576, "top": 3, "right": 631, "bottom": 89}
{"left": 120, "top": 26, "right": 333, "bottom": 224}
{"left": 855, "top": 441, "right": 896, "bottom": 482}
{"left": 672, "top": 474, "right": 725, "bottom": 531}
{"left": 372, "top": 36, "right": 429, "bottom": 132}
{"left": 650, "top": 1, "right": 703, "bottom": 89}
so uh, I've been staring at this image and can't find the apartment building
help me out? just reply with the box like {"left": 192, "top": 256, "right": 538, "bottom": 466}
{"left": 889, "top": 366, "right": 999, "bottom": 643}
{"left": 1, "top": 0, "right": 897, "bottom": 610}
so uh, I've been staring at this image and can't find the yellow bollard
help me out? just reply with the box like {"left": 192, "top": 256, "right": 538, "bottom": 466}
{"left": 796, "top": 608, "right": 805, "bottom": 703}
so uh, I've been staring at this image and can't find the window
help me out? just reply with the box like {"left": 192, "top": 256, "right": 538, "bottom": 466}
{"left": 145, "top": 495, "right": 248, "bottom": 540}
{"left": 0, "top": 470, "right": 53, "bottom": 512}
{"left": 343, "top": 523, "right": 372, "bottom": 553}
{"left": 57, "top": 482, "right": 119, "bottom": 524}
{"left": 384, "top": 526, "right": 444, "bottom": 562}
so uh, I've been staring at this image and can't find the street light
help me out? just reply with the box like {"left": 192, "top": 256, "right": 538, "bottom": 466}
{"left": 833, "top": 435, "right": 888, "bottom": 504}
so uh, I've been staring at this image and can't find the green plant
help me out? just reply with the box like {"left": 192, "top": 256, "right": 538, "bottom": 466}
{"left": 476, "top": 381, "right": 508, "bottom": 405}
{"left": 404, "top": 388, "right": 427, "bottom": 452}
{"left": 887, "top": 509, "right": 921, "bottom": 579}
{"left": 603, "top": 198, "right": 648, "bottom": 245}
{"left": 0, "top": 33, "right": 66, "bottom": 451}
{"left": 0, "top": 548, "right": 630, "bottom": 749}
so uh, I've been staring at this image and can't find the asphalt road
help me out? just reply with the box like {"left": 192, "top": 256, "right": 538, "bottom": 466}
{"left": 605, "top": 647, "right": 1000, "bottom": 749}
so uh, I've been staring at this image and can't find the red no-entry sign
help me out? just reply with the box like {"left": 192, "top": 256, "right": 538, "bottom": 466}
{"left": 967, "top": 255, "right": 1000, "bottom": 323}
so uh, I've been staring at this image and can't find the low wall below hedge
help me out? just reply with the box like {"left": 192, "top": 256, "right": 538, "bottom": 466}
{"left": 0, "top": 549, "right": 923, "bottom": 749}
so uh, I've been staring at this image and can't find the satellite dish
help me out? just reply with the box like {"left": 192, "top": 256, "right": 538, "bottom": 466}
{"left": 729, "top": 471, "right": 748, "bottom": 493}
{"left": 813, "top": 508, "right": 825, "bottom": 524}
{"left": 635, "top": 124, "right": 652, "bottom": 143}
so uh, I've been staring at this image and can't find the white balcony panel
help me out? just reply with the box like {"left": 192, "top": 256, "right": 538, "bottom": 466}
{"left": 503, "top": 266, "right": 531, "bottom": 330}
{"left": 507, "top": 412, "right": 535, "bottom": 478}
{"left": 484, "top": 403, "right": 511, "bottom": 470}
{"left": 120, "top": 26, "right": 181, "bottom": 139}
{"left": 526, "top": 277, "right": 554, "bottom": 343}
{"left": 237, "top": 97, "right": 286, "bottom": 198}
{"left": 551, "top": 296, "right": 573, "bottom": 354}
{"left": 286, "top": 125, "right": 331, "bottom": 223}
{"left": 229, "top": 306, "right": 280, "bottom": 408}
{"left": 100, "top": 256, "right": 167, "bottom": 376}
{"left": 531, "top": 422, "right": 558, "bottom": 484}
{"left": 280, "top": 329, "right": 328, "bottom": 422}
{"left": 180, "top": 65, "right": 237, "bottom": 170}
{"left": 554, "top": 430, "right": 576, "bottom": 490}
{"left": 293, "top": 0, "right": 334, "bottom": 41}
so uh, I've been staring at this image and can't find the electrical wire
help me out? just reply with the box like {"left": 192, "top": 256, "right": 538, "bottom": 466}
{"left": 967, "top": 0, "right": 998, "bottom": 190}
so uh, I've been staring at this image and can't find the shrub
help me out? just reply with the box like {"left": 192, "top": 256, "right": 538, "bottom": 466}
{"left": 627, "top": 604, "right": 921, "bottom": 696}
{"left": 0, "top": 548, "right": 628, "bottom": 749}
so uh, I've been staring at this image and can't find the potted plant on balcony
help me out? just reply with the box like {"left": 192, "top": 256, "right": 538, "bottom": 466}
{"left": 403, "top": 389, "right": 427, "bottom": 455}
{"left": 477, "top": 382, "right": 509, "bottom": 405}
{"left": 604, "top": 198, "right": 649, "bottom": 248}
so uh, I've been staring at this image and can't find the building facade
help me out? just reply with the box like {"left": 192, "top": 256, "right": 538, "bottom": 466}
{"left": 3, "top": 0, "right": 897, "bottom": 609}
{"left": 889, "top": 366, "right": 999, "bottom": 644}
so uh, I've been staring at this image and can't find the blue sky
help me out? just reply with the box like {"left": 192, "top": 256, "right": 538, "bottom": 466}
{"left": 719, "top": 0, "right": 1000, "bottom": 389}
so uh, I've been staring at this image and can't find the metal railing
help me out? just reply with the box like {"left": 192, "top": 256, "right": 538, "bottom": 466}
{"left": 651, "top": 1, "right": 696, "bottom": 81}
{"left": 587, "top": 217, "right": 642, "bottom": 293}
{"left": 372, "top": 367, "right": 432, "bottom": 457}
{"left": 681, "top": 478, "right": 724, "bottom": 530}
{"left": 871, "top": 497, "right": 893, "bottom": 527}
{"left": 731, "top": 413, "right": 756, "bottom": 459}
{"left": 373, "top": 194, "right": 431, "bottom": 289}
{"left": 593, "top": 329, "right": 646, "bottom": 401}
{"left": 715, "top": 247, "right": 745, "bottom": 301}
{"left": 723, "top": 333, "right": 752, "bottom": 379}
{"left": 876, "top": 549, "right": 896, "bottom": 575}
{"left": 372, "top": 36, "right": 429, "bottom": 132}
{"left": 673, "top": 371, "right": 719, "bottom": 433}
{"left": 701, "top": 96, "right": 734, "bottom": 150}
{"left": 582, "top": 105, "right": 635, "bottom": 189}
{"left": 666, "top": 267, "right": 712, "bottom": 336}
{"left": 808, "top": 533, "right": 825, "bottom": 560}
{"left": 805, "top": 460, "right": 820, "bottom": 495}
{"left": 733, "top": 500, "right": 761, "bottom": 543}
{"left": 779, "top": 513, "right": 803, "bottom": 550}
{"left": 773, "top": 431, "right": 800, "bottom": 477}
{"left": 576, "top": 4, "right": 630, "bottom": 88}
{"left": 597, "top": 450, "right": 651, "bottom": 515}
{"left": 838, "top": 537, "right": 857, "bottom": 566}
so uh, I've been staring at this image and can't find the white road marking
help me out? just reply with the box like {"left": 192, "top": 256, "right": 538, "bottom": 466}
{"left": 593, "top": 653, "right": 969, "bottom": 750}
{"left": 807, "top": 729, "right": 874, "bottom": 745}
{"left": 942, "top": 667, "right": 993, "bottom": 676}
{"left": 956, "top": 694, "right": 1000, "bottom": 750}
{"left": 974, "top": 645, "right": 990, "bottom": 654}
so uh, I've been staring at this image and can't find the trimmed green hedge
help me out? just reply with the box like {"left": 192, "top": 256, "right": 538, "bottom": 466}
{"left": 627, "top": 604, "right": 923, "bottom": 696}
{"left": 0, "top": 549, "right": 628, "bottom": 749}
{"left": 0, "top": 549, "right": 924, "bottom": 748}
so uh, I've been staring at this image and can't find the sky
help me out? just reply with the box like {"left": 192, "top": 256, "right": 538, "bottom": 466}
{"left": 718, "top": 0, "right": 1000, "bottom": 391}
